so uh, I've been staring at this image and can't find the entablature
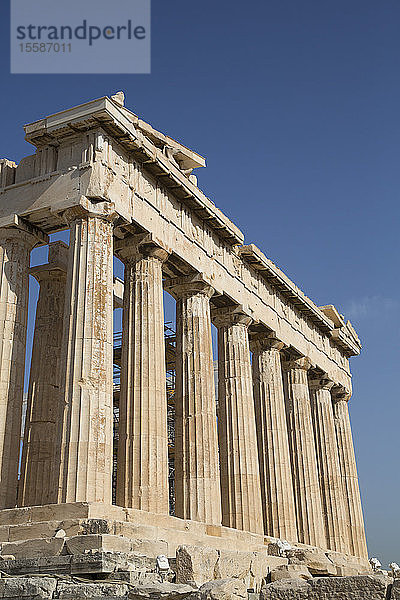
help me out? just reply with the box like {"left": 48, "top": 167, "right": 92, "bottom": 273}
{"left": 238, "top": 245, "right": 361, "bottom": 357}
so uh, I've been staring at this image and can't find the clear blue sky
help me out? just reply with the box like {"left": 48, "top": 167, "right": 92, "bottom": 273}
{"left": 0, "top": 0, "right": 399, "bottom": 565}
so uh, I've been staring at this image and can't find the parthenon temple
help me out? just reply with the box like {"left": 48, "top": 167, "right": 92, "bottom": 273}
{"left": 0, "top": 93, "right": 370, "bottom": 586}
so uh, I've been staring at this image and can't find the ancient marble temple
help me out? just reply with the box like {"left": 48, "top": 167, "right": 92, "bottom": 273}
{"left": 0, "top": 93, "right": 368, "bottom": 570}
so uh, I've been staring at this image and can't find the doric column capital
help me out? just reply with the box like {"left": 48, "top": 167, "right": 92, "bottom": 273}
{"left": 0, "top": 215, "right": 48, "bottom": 248}
{"left": 30, "top": 266, "right": 67, "bottom": 283}
{"left": 282, "top": 356, "right": 313, "bottom": 372}
{"left": 211, "top": 305, "right": 253, "bottom": 329}
{"left": 331, "top": 385, "right": 352, "bottom": 403}
{"left": 164, "top": 274, "right": 215, "bottom": 300}
{"left": 115, "top": 234, "right": 169, "bottom": 265}
{"left": 250, "top": 332, "right": 286, "bottom": 354}
{"left": 308, "top": 374, "right": 335, "bottom": 392}
{"left": 30, "top": 241, "right": 69, "bottom": 283}
{"left": 62, "top": 202, "right": 119, "bottom": 226}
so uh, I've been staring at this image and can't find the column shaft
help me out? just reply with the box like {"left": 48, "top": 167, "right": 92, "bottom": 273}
{"left": 252, "top": 337, "right": 297, "bottom": 541}
{"left": 310, "top": 378, "right": 349, "bottom": 553}
{"left": 283, "top": 358, "right": 326, "bottom": 547}
{"left": 215, "top": 311, "right": 263, "bottom": 534}
{"left": 55, "top": 209, "right": 114, "bottom": 504}
{"left": 116, "top": 244, "right": 169, "bottom": 513}
{"left": 0, "top": 227, "right": 38, "bottom": 509}
{"left": 170, "top": 279, "right": 221, "bottom": 525}
{"left": 18, "top": 242, "right": 68, "bottom": 507}
{"left": 333, "top": 394, "right": 368, "bottom": 558}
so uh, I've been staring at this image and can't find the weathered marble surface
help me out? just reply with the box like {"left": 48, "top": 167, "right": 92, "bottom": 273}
{"left": 19, "top": 242, "right": 68, "bottom": 507}
{"left": 251, "top": 336, "right": 297, "bottom": 541}
{"left": 0, "top": 573, "right": 392, "bottom": 600}
{"left": 116, "top": 240, "right": 169, "bottom": 514}
{"left": 261, "top": 574, "right": 391, "bottom": 600}
{"left": 282, "top": 358, "right": 325, "bottom": 549}
{"left": 55, "top": 208, "right": 115, "bottom": 505}
{"left": 214, "top": 310, "right": 263, "bottom": 535}
{"left": 0, "top": 96, "right": 369, "bottom": 569}
{"left": 0, "top": 226, "right": 43, "bottom": 509}
{"left": 166, "top": 277, "right": 222, "bottom": 527}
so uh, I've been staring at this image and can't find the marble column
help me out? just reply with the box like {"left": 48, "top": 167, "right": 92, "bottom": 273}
{"left": 333, "top": 388, "right": 368, "bottom": 559}
{"left": 282, "top": 357, "right": 325, "bottom": 547}
{"left": 166, "top": 277, "right": 221, "bottom": 525}
{"left": 18, "top": 242, "right": 68, "bottom": 507}
{"left": 214, "top": 308, "right": 263, "bottom": 534}
{"left": 54, "top": 207, "right": 115, "bottom": 504}
{"left": 116, "top": 239, "right": 169, "bottom": 514}
{"left": 0, "top": 224, "right": 44, "bottom": 509}
{"left": 309, "top": 376, "right": 349, "bottom": 553}
{"left": 251, "top": 335, "right": 297, "bottom": 541}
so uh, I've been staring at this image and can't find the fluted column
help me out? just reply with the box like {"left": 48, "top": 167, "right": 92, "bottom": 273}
{"left": 116, "top": 239, "right": 169, "bottom": 514}
{"left": 309, "top": 376, "right": 349, "bottom": 553}
{"left": 19, "top": 242, "right": 68, "bottom": 507}
{"left": 251, "top": 335, "right": 297, "bottom": 541}
{"left": 282, "top": 357, "right": 325, "bottom": 547}
{"left": 54, "top": 206, "right": 115, "bottom": 504}
{"left": 333, "top": 389, "right": 368, "bottom": 558}
{"left": 0, "top": 224, "right": 44, "bottom": 509}
{"left": 166, "top": 276, "right": 221, "bottom": 525}
{"left": 214, "top": 308, "right": 263, "bottom": 534}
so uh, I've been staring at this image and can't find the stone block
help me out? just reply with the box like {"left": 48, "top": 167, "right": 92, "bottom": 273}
{"left": 196, "top": 578, "right": 248, "bottom": 600}
{"left": 267, "top": 542, "right": 285, "bottom": 557}
{"left": 250, "top": 553, "right": 287, "bottom": 582}
{"left": 114, "top": 572, "right": 162, "bottom": 586}
{"left": 87, "top": 503, "right": 127, "bottom": 523}
{"left": 261, "top": 574, "right": 390, "bottom": 599}
{"left": 176, "top": 545, "right": 219, "bottom": 587}
{"left": 391, "top": 578, "right": 400, "bottom": 599}
{"left": 286, "top": 549, "right": 336, "bottom": 576}
{"left": 0, "top": 555, "right": 72, "bottom": 576}
{"left": 29, "top": 503, "right": 90, "bottom": 523}
{"left": 165, "top": 532, "right": 208, "bottom": 556}
{"left": 57, "top": 582, "right": 129, "bottom": 598}
{"left": 0, "top": 507, "right": 31, "bottom": 527}
{"left": 0, "top": 537, "right": 64, "bottom": 559}
{"left": 70, "top": 551, "right": 145, "bottom": 576}
{"left": 8, "top": 521, "right": 59, "bottom": 542}
{"left": 66, "top": 534, "right": 131, "bottom": 555}
{"left": 259, "top": 556, "right": 288, "bottom": 570}
{"left": 326, "top": 550, "right": 371, "bottom": 576}
{"left": 270, "top": 564, "right": 312, "bottom": 582}
{"left": 113, "top": 521, "right": 159, "bottom": 540}
{"left": 130, "top": 538, "right": 168, "bottom": 557}
{"left": 261, "top": 578, "right": 311, "bottom": 599}
{"left": 212, "top": 549, "right": 284, "bottom": 591}
{"left": 128, "top": 582, "right": 195, "bottom": 599}
{"left": 214, "top": 550, "right": 252, "bottom": 581}
{"left": 220, "top": 526, "right": 264, "bottom": 546}
{"left": 53, "top": 520, "right": 84, "bottom": 538}
{"left": 80, "top": 519, "right": 114, "bottom": 535}
{"left": 0, "top": 526, "right": 9, "bottom": 542}
{"left": 126, "top": 508, "right": 180, "bottom": 530}
{"left": 309, "top": 574, "right": 390, "bottom": 599}
{"left": 0, "top": 576, "right": 57, "bottom": 598}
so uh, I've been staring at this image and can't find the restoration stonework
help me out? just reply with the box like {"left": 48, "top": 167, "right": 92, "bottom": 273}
{"left": 0, "top": 94, "right": 371, "bottom": 594}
